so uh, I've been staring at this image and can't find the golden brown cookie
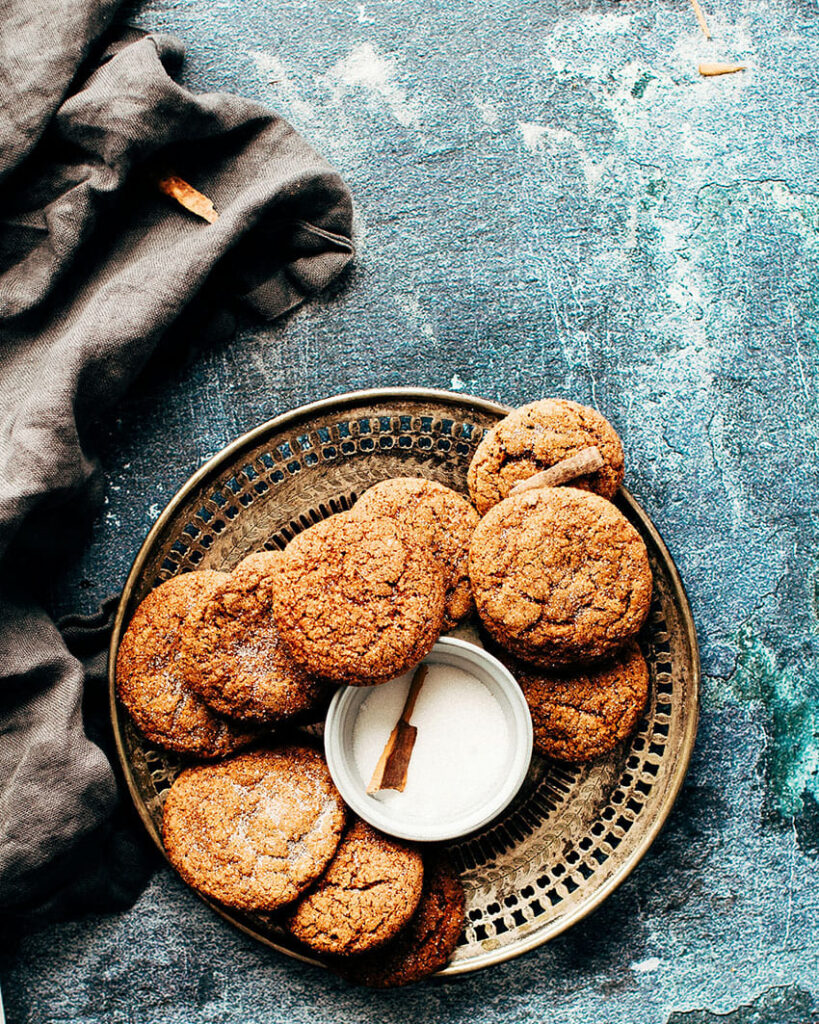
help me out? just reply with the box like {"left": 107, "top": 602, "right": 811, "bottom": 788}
{"left": 340, "top": 854, "right": 465, "bottom": 987}
{"left": 468, "top": 399, "right": 625, "bottom": 514}
{"left": 516, "top": 642, "right": 650, "bottom": 762}
{"left": 287, "top": 820, "right": 424, "bottom": 956}
{"left": 469, "top": 487, "right": 652, "bottom": 667}
{"left": 351, "top": 477, "right": 479, "bottom": 630}
{"left": 180, "top": 551, "right": 324, "bottom": 723}
{"left": 115, "top": 572, "right": 257, "bottom": 759}
{"left": 162, "top": 746, "right": 346, "bottom": 912}
{"left": 270, "top": 515, "right": 446, "bottom": 685}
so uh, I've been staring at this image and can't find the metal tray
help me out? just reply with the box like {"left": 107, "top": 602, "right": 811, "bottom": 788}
{"left": 109, "top": 388, "right": 700, "bottom": 975}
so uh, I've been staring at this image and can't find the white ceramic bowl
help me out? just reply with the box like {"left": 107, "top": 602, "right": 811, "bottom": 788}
{"left": 324, "top": 636, "right": 533, "bottom": 842}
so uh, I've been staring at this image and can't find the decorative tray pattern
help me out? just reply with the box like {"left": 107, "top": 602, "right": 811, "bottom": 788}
{"left": 109, "top": 388, "right": 700, "bottom": 975}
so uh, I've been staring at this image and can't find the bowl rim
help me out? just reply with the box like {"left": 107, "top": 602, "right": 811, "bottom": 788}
{"left": 324, "top": 636, "right": 534, "bottom": 842}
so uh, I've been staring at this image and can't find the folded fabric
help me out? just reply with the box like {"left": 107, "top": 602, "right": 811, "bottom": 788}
{"left": 0, "top": 3, "right": 354, "bottom": 922}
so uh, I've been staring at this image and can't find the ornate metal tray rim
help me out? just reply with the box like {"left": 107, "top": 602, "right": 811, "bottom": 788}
{"left": 108, "top": 386, "right": 700, "bottom": 976}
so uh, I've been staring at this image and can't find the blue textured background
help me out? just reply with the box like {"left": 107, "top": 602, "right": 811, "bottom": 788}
{"left": 3, "top": 0, "right": 818, "bottom": 1021}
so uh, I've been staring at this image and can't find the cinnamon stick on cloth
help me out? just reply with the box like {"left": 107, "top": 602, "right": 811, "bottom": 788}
{"left": 0, "top": 0, "right": 353, "bottom": 924}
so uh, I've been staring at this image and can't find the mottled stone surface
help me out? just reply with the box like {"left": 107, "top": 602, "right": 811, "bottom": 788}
{"left": 2, "top": 0, "right": 818, "bottom": 1021}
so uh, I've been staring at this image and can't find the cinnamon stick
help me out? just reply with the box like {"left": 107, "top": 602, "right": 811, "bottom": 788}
{"left": 689, "top": 0, "right": 712, "bottom": 39}
{"left": 508, "top": 446, "right": 605, "bottom": 496}
{"left": 157, "top": 175, "right": 219, "bottom": 224}
{"left": 698, "top": 62, "right": 746, "bottom": 77}
{"left": 366, "top": 664, "right": 427, "bottom": 794}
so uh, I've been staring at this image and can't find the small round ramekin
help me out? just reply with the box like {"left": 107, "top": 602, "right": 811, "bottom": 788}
{"left": 324, "top": 636, "right": 533, "bottom": 842}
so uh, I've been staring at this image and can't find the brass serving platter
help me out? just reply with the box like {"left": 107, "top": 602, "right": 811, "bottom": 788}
{"left": 109, "top": 388, "right": 700, "bottom": 975}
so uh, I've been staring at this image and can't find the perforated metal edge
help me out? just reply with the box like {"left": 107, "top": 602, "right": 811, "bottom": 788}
{"left": 108, "top": 387, "right": 700, "bottom": 975}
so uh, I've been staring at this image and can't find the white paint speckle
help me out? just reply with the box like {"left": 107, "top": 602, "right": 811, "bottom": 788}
{"left": 518, "top": 122, "right": 549, "bottom": 152}
{"left": 631, "top": 957, "right": 661, "bottom": 974}
{"left": 451, "top": 373, "right": 466, "bottom": 391}
{"left": 533, "top": 7, "right": 631, "bottom": 78}
{"left": 250, "top": 52, "right": 314, "bottom": 124}
{"left": 325, "top": 43, "right": 419, "bottom": 127}
{"left": 148, "top": 503, "right": 162, "bottom": 521}
{"left": 395, "top": 293, "right": 435, "bottom": 340}
{"left": 355, "top": 3, "right": 370, "bottom": 23}
{"left": 473, "top": 96, "right": 499, "bottom": 125}
{"left": 517, "top": 123, "right": 614, "bottom": 194}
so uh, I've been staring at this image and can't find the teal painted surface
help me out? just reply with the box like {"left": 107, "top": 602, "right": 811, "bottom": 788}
{"left": 2, "top": 0, "right": 818, "bottom": 1021}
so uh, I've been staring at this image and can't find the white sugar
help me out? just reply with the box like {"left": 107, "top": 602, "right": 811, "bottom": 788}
{"left": 352, "top": 664, "right": 510, "bottom": 824}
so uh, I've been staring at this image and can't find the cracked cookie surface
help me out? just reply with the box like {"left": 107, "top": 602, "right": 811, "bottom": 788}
{"left": 340, "top": 853, "right": 465, "bottom": 987}
{"left": 351, "top": 477, "right": 479, "bottom": 630}
{"left": 115, "top": 571, "right": 257, "bottom": 758}
{"left": 467, "top": 399, "right": 625, "bottom": 514}
{"left": 287, "top": 820, "right": 424, "bottom": 956}
{"left": 270, "top": 514, "right": 445, "bottom": 685}
{"left": 516, "top": 641, "right": 650, "bottom": 762}
{"left": 470, "top": 487, "right": 652, "bottom": 667}
{"left": 162, "top": 746, "right": 345, "bottom": 912}
{"left": 180, "top": 551, "right": 324, "bottom": 723}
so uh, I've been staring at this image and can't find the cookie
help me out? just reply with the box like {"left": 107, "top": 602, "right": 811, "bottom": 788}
{"left": 351, "top": 477, "right": 479, "bottom": 630}
{"left": 180, "top": 551, "right": 324, "bottom": 723}
{"left": 287, "top": 820, "right": 424, "bottom": 956}
{"left": 162, "top": 746, "right": 346, "bottom": 912}
{"left": 115, "top": 571, "right": 257, "bottom": 759}
{"left": 469, "top": 487, "right": 652, "bottom": 667}
{"left": 340, "top": 854, "right": 465, "bottom": 987}
{"left": 516, "top": 642, "right": 650, "bottom": 762}
{"left": 468, "top": 399, "right": 625, "bottom": 514}
{"left": 270, "top": 515, "right": 446, "bottom": 685}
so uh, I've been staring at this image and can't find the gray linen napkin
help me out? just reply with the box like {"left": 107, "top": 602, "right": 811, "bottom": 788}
{"left": 0, "top": 5, "right": 353, "bottom": 922}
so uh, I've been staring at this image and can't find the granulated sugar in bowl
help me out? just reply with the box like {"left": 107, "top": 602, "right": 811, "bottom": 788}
{"left": 325, "top": 637, "right": 533, "bottom": 842}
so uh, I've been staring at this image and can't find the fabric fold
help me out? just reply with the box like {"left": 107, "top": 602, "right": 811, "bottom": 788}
{"left": 0, "top": 6, "right": 353, "bottom": 921}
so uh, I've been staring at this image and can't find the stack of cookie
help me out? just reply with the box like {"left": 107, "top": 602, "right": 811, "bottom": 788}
{"left": 267, "top": 478, "right": 479, "bottom": 685}
{"left": 114, "top": 395, "right": 652, "bottom": 984}
{"left": 159, "top": 746, "right": 465, "bottom": 987}
{"left": 116, "top": 553, "right": 328, "bottom": 762}
{"left": 466, "top": 399, "right": 653, "bottom": 763}
{"left": 116, "top": 481, "right": 478, "bottom": 985}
